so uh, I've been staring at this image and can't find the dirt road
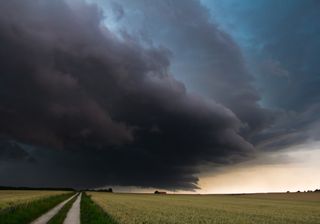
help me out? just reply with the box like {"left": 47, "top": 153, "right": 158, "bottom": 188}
{"left": 63, "top": 193, "right": 82, "bottom": 224}
{"left": 31, "top": 193, "right": 77, "bottom": 224}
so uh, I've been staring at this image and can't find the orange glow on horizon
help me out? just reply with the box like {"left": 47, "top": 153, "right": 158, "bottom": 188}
{"left": 196, "top": 146, "right": 320, "bottom": 194}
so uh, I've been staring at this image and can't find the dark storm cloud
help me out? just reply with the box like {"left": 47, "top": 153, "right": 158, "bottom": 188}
{"left": 0, "top": 138, "right": 34, "bottom": 163}
{"left": 0, "top": 0, "right": 256, "bottom": 190}
{"left": 208, "top": 0, "right": 320, "bottom": 150}
{"left": 95, "top": 0, "right": 275, "bottom": 137}
{"left": 110, "top": 1, "right": 124, "bottom": 21}
{"left": 259, "top": 0, "right": 320, "bottom": 150}
{"left": 245, "top": 0, "right": 320, "bottom": 112}
{"left": 253, "top": 104, "right": 320, "bottom": 151}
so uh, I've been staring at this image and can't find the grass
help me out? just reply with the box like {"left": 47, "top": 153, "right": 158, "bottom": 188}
{"left": 48, "top": 193, "right": 79, "bottom": 224}
{"left": 0, "top": 190, "right": 69, "bottom": 210}
{"left": 0, "top": 192, "right": 74, "bottom": 224}
{"left": 89, "top": 192, "right": 320, "bottom": 224}
{"left": 81, "top": 192, "right": 118, "bottom": 224}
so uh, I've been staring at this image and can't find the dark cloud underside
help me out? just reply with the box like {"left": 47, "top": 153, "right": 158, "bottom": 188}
{"left": 1, "top": 0, "right": 318, "bottom": 190}
{"left": 0, "top": 0, "right": 256, "bottom": 190}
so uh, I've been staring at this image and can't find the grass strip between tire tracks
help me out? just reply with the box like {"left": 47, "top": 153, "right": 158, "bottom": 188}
{"left": 81, "top": 192, "right": 118, "bottom": 224}
{"left": 0, "top": 192, "right": 74, "bottom": 224}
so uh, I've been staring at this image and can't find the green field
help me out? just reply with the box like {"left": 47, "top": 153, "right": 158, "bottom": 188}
{"left": 0, "top": 191, "right": 74, "bottom": 224}
{"left": 1, "top": 190, "right": 320, "bottom": 224}
{"left": 89, "top": 192, "right": 320, "bottom": 224}
{"left": 0, "top": 190, "right": 69, "bottom": 210}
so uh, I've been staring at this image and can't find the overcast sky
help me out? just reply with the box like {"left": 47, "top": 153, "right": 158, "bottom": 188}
{"left": 0, "top": 0, "right": 319, "bottom": 193}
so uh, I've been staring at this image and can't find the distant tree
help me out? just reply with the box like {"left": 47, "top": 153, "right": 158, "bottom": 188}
{"left": 286, "top": 191, "right": 290, "bottom": 193}
{"left": 95, "top": 187, "right": 113, "bottom": 192}
{"left": 0, "top": 186, "right": 74, "bottom": 191}
{"left": 154, "top": 190, "right": 166, "bottom": 194}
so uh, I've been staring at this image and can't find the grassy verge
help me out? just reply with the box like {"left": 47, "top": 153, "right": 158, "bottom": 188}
{"left": 0, "top": 192, "right": 74, "bottom": 224}
{"left": 48, "top": 193, "right": 78, "bottom": 224}
{"left": 81, "top": 192, "right": 118, "bottom": 224}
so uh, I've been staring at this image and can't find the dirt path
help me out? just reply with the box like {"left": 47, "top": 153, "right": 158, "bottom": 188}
{"left": 31, "top": 193, "right": 77, "bottom": 224}
{"left": 63, "top": 193, "right": 82, "bottom": 224}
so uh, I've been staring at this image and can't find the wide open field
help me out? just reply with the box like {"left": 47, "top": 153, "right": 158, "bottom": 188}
{"left": 0, "top": 190, "right": 69, "bottom": 210}
{"left": 89, "top": 192, "right": 320, "bottom": 224}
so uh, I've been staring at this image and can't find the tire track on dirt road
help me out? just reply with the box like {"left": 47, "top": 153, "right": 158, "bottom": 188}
{"left": 31, "top": 193, "right": 78, "bottom": 224}
{"left": 63, "top": 193, "right": 82, "bottom": 224}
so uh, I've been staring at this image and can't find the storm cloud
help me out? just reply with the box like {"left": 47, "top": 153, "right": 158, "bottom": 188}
{"left": 0, "top": 0, "right": 257, "bottom": 190}
{"left": 93, "top": 0, "right": 275, "bottom": 137}
{"left": 0, "top": 0, "right": 318, "bottom": 190}
{"left": 205, "top": 0, "right": 320, "bottom": 151}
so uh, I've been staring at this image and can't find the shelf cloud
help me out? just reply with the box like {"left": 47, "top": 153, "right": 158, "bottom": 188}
{"left": 0, "top": 0, "right": 319, "bottom": 191}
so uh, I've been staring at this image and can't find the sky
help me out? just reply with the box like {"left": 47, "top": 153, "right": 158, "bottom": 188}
{"left": 0, "top": 0, "right": 319, "bottom": 193}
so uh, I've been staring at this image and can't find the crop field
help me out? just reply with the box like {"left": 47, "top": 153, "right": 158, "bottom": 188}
{"left": 0, "top": 190, "right": 69, "bottom": 210}
{"left": 89, "top": 192, "right": 320, "bottom": 224}
{"left": 0, "top": 191, "right": 74, "bottom": 224}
